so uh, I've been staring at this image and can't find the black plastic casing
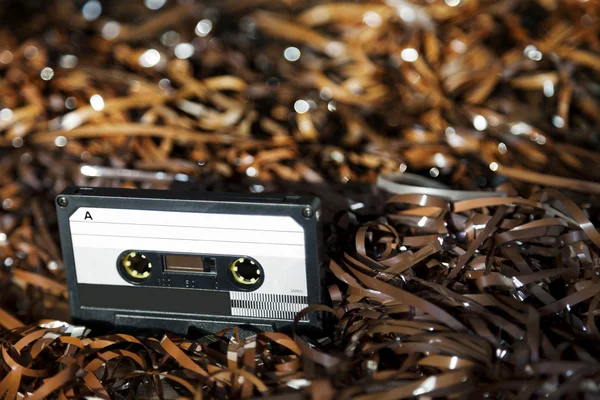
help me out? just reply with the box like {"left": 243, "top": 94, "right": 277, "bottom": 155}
{"left": 56, "top": 186, "right": 324, "bottom": 335}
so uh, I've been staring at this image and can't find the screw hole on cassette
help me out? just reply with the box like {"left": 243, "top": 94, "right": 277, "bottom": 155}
{"left": 118, "top": 251, "right": 153, "bottom": 283}
{"left": 228, "top": 257, "right": 264, "bottom": 290}
{"left": 302, "top": 206, "right": 314, "bottom": 218}
{"left": 57, "top": 196, "right": 68, "bottom": 208}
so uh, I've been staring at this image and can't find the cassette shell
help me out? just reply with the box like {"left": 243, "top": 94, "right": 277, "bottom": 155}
{"left": 56, "top": 186, "right": 323, "bottom": 335}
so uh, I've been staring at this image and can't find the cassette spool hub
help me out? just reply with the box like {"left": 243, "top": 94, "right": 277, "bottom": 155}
{"left": 229, "top": 257, "right": 262, "bottom": 286}
{"left": 120, "top": 251, "right": 152, "bottom": 281}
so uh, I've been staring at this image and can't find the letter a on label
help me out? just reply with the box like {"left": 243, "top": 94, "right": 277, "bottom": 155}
{"left": 84, "top": 211, "right": 93, "bottom": 220}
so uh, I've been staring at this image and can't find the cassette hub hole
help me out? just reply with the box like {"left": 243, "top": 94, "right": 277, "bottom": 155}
{"left": 230, "top": 258, "right": 261, "bottom": 286}
{"left": 121, "top": 252, "right": 152, "bottom": 280}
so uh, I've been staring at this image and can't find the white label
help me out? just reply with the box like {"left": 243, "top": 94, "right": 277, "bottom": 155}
{"left": 69, "top": 207, "right": 308, "bottom": 295}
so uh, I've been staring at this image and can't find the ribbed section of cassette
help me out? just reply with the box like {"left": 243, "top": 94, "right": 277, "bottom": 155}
{"left": 230, "top": 292, "right": 309, "bottom": 321}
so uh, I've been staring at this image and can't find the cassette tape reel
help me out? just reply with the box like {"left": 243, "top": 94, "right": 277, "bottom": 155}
{"left": 56, "top": 187, "right": 323, "bottom": 334}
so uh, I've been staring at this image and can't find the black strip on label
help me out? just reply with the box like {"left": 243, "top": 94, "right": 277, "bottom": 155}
{"left": 78, "top": 284, "right": 231, "bottom": 316}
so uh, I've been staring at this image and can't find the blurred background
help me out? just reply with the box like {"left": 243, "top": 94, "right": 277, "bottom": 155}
{"left": 0, "top": 0, "right": 600, "bottom": 398}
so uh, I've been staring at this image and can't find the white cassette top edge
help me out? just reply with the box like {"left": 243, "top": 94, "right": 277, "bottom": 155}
{"left": 69, "top": 207, "right": 305, "bottom": 232}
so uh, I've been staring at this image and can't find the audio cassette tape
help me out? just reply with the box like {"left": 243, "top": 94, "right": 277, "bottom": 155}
{"left": 55, "top": 187, "right": 323, "bottom": 334}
